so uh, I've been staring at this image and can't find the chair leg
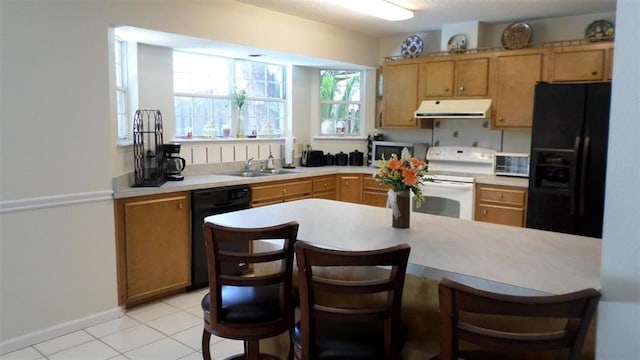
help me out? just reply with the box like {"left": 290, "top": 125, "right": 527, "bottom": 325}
{"left": 246, "top": 340, "right": 259, "bottom": 360}
{"left": 202, "top": 329, "right": 212, "bottom": 360}
{"left": 287, "top": 335, "right": 294, "bottom": 360}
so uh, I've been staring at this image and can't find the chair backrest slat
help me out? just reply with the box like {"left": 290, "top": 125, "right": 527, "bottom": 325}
{"left": 294, "top": 241, "right": 411, "bottom": 360}
{"left": 438, "top": 277, "right": 601, "bottom": 360}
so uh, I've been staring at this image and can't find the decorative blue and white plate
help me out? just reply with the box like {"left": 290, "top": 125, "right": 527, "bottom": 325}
{"left": 401, "top": 35, "right": 424, "bottom": 58}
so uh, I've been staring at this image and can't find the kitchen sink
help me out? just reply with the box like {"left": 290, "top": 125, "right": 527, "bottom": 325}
{"left": 224, "top": 171, "right": 271, "bottom": 177}
{"left": 223, "top": 169, "right": 302, "bottom": 177}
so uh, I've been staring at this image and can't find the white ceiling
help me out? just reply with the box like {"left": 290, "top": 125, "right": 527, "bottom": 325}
{"left": 118, "top": 0, "right": 616, "bottom": 68}
{"left": 237, "top": 0, "right": 616, "bottom": 37}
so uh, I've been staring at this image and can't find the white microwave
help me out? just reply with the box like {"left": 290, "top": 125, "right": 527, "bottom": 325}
{"left": 495, "top": 153, "right": 530, "bottom": 177}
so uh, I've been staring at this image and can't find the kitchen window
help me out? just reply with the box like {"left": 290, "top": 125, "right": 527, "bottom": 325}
{"left": 320, "top": 70, "right": 361, "bottom": 136}
{"left": 115, "top": 38, "right": 128, "bottom": 140}
{"left": 173, "top": 51, "right": 285, "bottom": 138}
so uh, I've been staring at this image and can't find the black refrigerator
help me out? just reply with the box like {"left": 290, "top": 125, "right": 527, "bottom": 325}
{"left": 527, "top": 82, "right": 611, "bottom": 238}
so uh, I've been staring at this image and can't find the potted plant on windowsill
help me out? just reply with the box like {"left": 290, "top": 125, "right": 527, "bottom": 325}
{"left": 233, "top": 88, "right": 247, "bottom": 138}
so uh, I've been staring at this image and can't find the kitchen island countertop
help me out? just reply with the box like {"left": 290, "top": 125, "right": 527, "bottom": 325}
{"left": 205, "top": 198, "right": 600, "bottom": 296}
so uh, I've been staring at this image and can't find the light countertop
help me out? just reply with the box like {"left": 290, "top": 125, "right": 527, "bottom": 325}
{"left": 113, "top": 166, "right": 528, "bottom": 199}
{"left": 204, "top": 198, "right": 600, "bottom": 296}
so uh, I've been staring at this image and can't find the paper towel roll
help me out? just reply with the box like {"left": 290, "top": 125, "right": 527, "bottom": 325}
{"left": 284, "top": 137, "right": 294, "bottom": 165}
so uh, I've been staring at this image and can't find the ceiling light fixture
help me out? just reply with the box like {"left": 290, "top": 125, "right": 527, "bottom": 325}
{"left": 333, "top": 0, "right": 414, "bottom": 21}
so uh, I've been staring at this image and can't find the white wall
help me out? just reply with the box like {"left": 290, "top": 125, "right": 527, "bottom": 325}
{"left": 596, "top": 0, "right": 640, "bottom": 357}
{"left": 0, "top": 0, "right": 380, "bottom": 352}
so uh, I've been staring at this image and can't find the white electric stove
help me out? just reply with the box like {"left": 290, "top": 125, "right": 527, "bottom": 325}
{"left": 414, "top": 146, "right": 496, "bottom": 220}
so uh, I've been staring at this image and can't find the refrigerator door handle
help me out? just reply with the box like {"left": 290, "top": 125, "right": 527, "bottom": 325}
{"left": 579, "top": 136, "right": 591, "bottom": 216}
{"left": 569, "top": 136, "right": 581, "bottom": 215}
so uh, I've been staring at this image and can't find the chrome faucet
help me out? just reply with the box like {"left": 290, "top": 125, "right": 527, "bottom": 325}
{"left": 244, "top": 157, "right": 255, "bottom": 171}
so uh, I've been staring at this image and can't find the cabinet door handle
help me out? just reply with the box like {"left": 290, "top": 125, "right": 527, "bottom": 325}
{"left": 283, "top": 188, "right": 287, "bottom": 194}
{"left": 498, "top": 117, "right": 505, "bottom": 122}
{"left": 323, "top": 183, "right": 328, "bottom": 188}
{"left": 178, "top": 202, "right": 183, "bottom": 209}
{"left": 482, "top": 209, "right": 488, "bottom": 215}
{"left": 345, "top": 181, "right": 350, "bottom": 187}
{"left": 592, "top": 71, "right": 598, "bottom": 75}
{"left": 444, "top": 87, "right": 449, "bottom": 92}
{"left": 459, "top": 86, "right": 465, "bottom": 92}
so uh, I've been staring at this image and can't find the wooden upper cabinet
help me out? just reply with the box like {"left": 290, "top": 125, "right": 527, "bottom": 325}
{"left": 455, "top": 57, "right": 490, "bottom": 96}
{"left": 418, "top": 56, "right": 489, "bottom": 99}
{"left": 551, "top": 43, "right": 612, "bottom": 82}
{"left": 493, "top": 50, "right": 547, "bottom": 128}
{"left": 419, "top": 60, "right": 454, "bottom": 98}
{"left": 381, "top": 62, "right": 420, "bottom": 128}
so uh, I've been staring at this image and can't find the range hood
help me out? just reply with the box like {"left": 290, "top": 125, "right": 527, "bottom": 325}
{"left": 414, "top": 99, "right": 492, "bottom": 119}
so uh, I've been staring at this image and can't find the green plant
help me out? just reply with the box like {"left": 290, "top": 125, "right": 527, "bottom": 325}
{"left": 233, "top": 88, "right": 247, "bottom": 109}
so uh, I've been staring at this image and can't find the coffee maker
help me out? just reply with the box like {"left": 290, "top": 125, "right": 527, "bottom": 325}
{"left": 162, "top": 143, "right": 187, "bottom": 181}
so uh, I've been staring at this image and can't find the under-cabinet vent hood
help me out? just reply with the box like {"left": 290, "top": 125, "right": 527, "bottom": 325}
{"left": 414, "top": 99, "right": 492, "bottom": 119}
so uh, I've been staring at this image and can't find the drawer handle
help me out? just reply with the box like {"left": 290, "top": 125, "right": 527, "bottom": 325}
{"left": 592, "top": 71, "right": 598, "bottom": 75}
{"left": 498, "top": 117, "right": 504, "bottom": 122}
{"left": 178, "top": 202, "right": 183, "bottom": 209}
{"left": 283, "top": 188, "right": 287, "bottom": 194}
{"left": 499, "top": 193, "right": 504, "bottom": 199}
{"left": 482, "top": 209, "right": 488, "bottom": 215}
{"left": 323, "top": 183, "right": 328, "bottom": 188}
{"left": 459, "top": 86, "right": 465, "bottom": 92}
{"left": 345, "top": 181, "right": 350, "bottom": 187}
{"left": 444, "top": 87, "right": 449, "bottom": 92}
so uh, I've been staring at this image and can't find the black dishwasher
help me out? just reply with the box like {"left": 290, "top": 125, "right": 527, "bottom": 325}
{"left": 189, "top": 185, "right": 251, "bottom": 291}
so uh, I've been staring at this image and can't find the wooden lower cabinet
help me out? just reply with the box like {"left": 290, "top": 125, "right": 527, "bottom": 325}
{"left": 475, "top": 184, "right": 527, "bottom": 227}
{"left": 337, "top": 173, "right": 363, "bottom": 204}
{"left": 250, "top": 178, "right": 313, "bottom": 207}
{"left": 114, "top": 192, "right": 191, "bottom": 306}
{"left": 362, "top": 176, "right": 391, "bottom": 207}
{"left": 312, "top": 175, "right": 337, "bottom": 200}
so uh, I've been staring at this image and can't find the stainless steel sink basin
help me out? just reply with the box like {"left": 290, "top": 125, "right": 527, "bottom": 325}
{"left": 224, "top": 171, "right": 271, "bottom": 177}
{"left": 223, "top": 169, "right": 301, "bottom": 177}
{"left": 259, "top": 168, "right": 301, "bottom": 175}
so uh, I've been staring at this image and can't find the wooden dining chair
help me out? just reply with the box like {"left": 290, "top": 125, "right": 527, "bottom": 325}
{"left": 201, "top": 221, "right": 299, "bottom": 360}
{"left": 432, "top": 277, "right": 601, "bottom": 360}
{"left": 292, "top": 241, "right": 411, "bottom": 360}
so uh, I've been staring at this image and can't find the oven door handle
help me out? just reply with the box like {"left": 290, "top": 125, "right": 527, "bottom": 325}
{"left": 423, "top": 181, "right": 474, "bottom": 190}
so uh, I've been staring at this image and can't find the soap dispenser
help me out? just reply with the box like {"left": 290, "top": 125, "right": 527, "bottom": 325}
{"left": 266, "top": 152, "right": 275, "bottom": 170}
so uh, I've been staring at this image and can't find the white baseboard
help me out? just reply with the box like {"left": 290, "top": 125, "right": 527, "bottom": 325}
{"left": 0, "top": 307, "right": 123, "bottom": 356}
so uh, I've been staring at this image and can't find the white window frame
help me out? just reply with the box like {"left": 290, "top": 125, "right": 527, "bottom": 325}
{"left": 173, "top": 51, "right": 286, "bottom": 139}
{"left": 318, "top": 69, "right": 363, "bottom": 137}
{"left": 115, "top": 38, "right": 129, "bottom": 141}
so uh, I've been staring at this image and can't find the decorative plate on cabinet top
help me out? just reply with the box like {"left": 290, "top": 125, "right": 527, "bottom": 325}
{"left": 400, "top": 35, "right": 424, "bottom": 58}
{"left": 585, "top": 20, "right": 614, "bottom": 40}
{"left": 447, "top": 33, "right": 468, "bottom": 53}
{"left": 501, "top": 21, "right": 532, "bottom": 49}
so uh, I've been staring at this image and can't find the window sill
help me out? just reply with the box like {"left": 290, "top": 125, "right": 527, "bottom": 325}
{"left": 313, "top": 135, "right": 368, "bottom": 141}
{"left": 117, "top": 139, "right": 133, "bottom": 148}
{"left": 170, "top": 136, "right": 285, "bottom": 143}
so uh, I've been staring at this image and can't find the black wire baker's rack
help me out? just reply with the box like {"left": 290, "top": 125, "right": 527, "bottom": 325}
{"left": 133, "top": 109, "right": 166, "bottom": 187}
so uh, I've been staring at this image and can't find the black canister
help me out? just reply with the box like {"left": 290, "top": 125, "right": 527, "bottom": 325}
{"left": 335, "top": 151, "right": 348, "bottom": 166}
{"left": 326, "top": 153, "right": 335, "bottom": 165}
{"left": 349, "top": 150, "right": 364, "bottom": 166}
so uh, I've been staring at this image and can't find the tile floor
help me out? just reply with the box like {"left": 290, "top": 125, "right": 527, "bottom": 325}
{"left": 0, "top": 288, "right": 244, "bottom": 360}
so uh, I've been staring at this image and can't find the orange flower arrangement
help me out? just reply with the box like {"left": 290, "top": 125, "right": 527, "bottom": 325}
{"left": 374, "top": 148, "right": 429, "bottom": 207}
